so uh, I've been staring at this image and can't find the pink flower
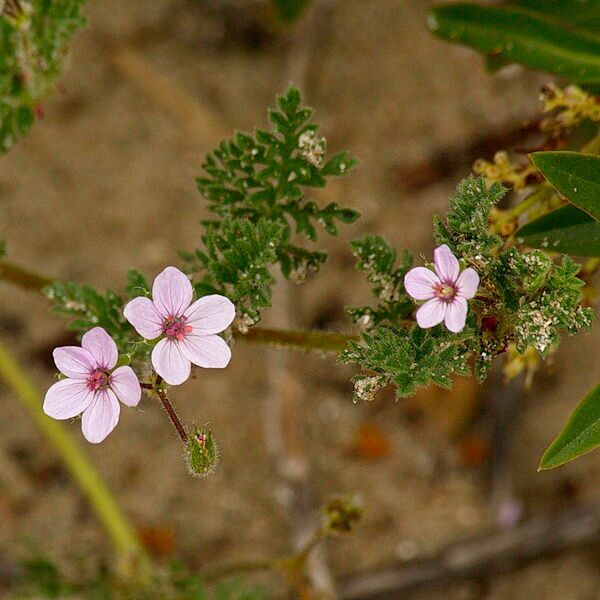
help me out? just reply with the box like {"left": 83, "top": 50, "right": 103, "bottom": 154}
{"left": 44, "top": 327, "right": 141, "bottom": 444}
{"left": 123, "top": 266, "right": 235, "bottom": 386}
{"left": 404, "top": 245, "right": 479, "bottom": 333}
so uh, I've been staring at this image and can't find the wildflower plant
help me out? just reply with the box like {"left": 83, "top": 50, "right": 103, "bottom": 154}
{"left": 1, "top": 81, "right": 597, "bottom": 475}
{"left": 28, "top": 87, "right": 361, "bottom": 478}
{"left": 4, "top": 1, "right": 600, "bottom": 596}
{"left": 2, "top": 1, "right": 600, "bottom": 488}
{"left": 426, "top": 0, "right": 600, "bottom": 469}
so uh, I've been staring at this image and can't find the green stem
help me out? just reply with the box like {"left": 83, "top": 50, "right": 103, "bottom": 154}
{"left": 0, "top": 259, "right": 358, "bottom": 353}
{"left": 236, "top": 326, "right": 357, "bottom": 352}
{"left": 492, "top": 183, "right": 553, "bottom": 233}
{"left": 492, "top": 130, "right": 600, "bottom": 235}
{"left": 0, "top": 259, "right": 53, "bottom": 291}
{"left": 0, "top": 340, "right": 147, "bottom": 575}
{"left": 583, "top": 257, "right": 600, "bottom": 279}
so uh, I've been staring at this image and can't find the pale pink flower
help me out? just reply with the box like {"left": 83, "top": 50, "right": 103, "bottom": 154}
{"left": 44, "top": 327, "right": 141, "bottom": 444}
{"left": 123, "top": 266, "right": 235, "bottom": 386}
{"left": 404, "top": 245, "right": 479, "bottom": 333}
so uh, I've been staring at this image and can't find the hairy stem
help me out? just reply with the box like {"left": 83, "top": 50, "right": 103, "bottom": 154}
{"left": 153, "top": 379, "right": 188, "bottom": 443}
{"left": 0, "top": 259, "right": 358, "bottom": 353}
{"left": 0, "top": 340, "right": 147, "bottom": 574}
{"left": 237, "top": 326, "right": 358, "bottom": 352}
{"left": 0, "top": 260, "right": 52, "bottom": 291}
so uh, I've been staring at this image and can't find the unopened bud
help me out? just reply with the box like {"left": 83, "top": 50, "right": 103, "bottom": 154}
{"left": 185, "top": 427, "right": 219, "bottom": 478}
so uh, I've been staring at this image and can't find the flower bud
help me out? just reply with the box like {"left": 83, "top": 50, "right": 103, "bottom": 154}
{"left": 185, "top": 427, "right": 219, "bottom": 478}
{"left": 322, "top": 496, "right": 363, "bottom": 535}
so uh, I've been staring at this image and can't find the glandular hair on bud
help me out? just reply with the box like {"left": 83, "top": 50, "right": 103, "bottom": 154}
{"left": 185, "top": 427, "right": 219, "bottom": 478}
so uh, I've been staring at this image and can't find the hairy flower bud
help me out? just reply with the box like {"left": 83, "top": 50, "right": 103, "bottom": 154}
{"left": 185, "top": 427, "right": 219, "bottom": 478}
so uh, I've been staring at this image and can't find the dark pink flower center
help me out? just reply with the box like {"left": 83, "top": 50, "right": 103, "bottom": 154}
{"left": 163, "top": 316, "right": 193, "bottom": 341}
{"left": 434, "top": 282, "right": 457, "bottom": 303}
{"left": 87, "top": 369, "right": 111, "bottom": 392}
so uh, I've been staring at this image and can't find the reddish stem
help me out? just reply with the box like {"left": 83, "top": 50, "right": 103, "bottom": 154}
{"left": 142, "top": 378, "right": 188, "bottom": 443}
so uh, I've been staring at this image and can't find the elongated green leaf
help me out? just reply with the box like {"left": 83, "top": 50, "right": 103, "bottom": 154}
{"left": 531, "top": 152, "right": 600, "bottom": 221}
{"left": 540, "top": 382, "right": 600, "bottom": 469}
{"left": 511, "top": 1, "right": 600, "bottom": 33}
{"left": 428, "top": 3, "right": 600, "bottom": 84}
{"left": 516, "top": 204, "right": 600, "bottom": 256}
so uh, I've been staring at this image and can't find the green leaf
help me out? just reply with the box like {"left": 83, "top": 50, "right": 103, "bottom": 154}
{"left": 516, "top": 204, "right": 600, "bottom": 256}
{"left": 530, "top": 151, "right": 600, "bottom": 221}
{"left": 428, "top": 3, "right": 600, "bottom": 84}
{"left": 540, "top": 382, "right": 600, "bottom": 469}
{"left": 510, "top": 1, "right": 600, "bottom": 33}
{"left": 321, "top": 151, "right": 359, "bottom": 176}
{"left": 195, "top": 87, "right": 359, "bottom": 322}
{"left": 125, "top": 269, "right": 150, "bottom": 298}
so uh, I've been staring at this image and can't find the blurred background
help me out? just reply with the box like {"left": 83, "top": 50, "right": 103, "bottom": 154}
{"left": 2, "top": 1, "right": 600, "bottom": 598}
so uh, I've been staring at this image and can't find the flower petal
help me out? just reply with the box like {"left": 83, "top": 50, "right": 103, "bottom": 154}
{"left": 456, "top": 268, "right": 479, "bottom": 300}
{"left": 179, "top": 334, "right": 231, "bottom": 369}
{"left": 434, "top": 244, "right": 460, "bottom": 283}
{"left": 123, "top": 297, "right": 164, "bottom": 340}
{"left": 445, "top": 297, "right": 468, "bottom": 333}
{"left": 53, "top": 346, "right": 95, "bottom": 379}
{"left": 404, "top": 267, "right": 440, "bottom": 300}
{"left": 81, "top": 327, "right": 118, "bottom": 370}
{"left": 416, "top": 298, "right": 446, "bottom": 329}
{"left": 44, "top": 379, "right": 94, "bottom": 419}
{"left": 152, "top": 266, "right": 193, "bottom": 318}
{"left": 151, "top": 338, "right": 191, "bottom": 385}
{"left": 81, "top": 389, "right": 120, "bottom": 444}
{"left": 184, "top": 294, "right": 236, "bottom": 335}
{"left": 110, "top": 366, "right": 141, "bottom": 407}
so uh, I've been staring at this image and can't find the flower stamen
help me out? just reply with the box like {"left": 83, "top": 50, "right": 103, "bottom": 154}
{"left": 163, "top": 316, "right": 193, "bottom": 341}
{"left": 86, "top": 369, "right": 110, "bottom": 392}
{"left": 434, "top": 283, "right": 457, "bottom": 302}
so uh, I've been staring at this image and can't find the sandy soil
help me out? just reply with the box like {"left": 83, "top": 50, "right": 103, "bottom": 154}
{"left": 1, "top": 1, "right": 600, "bottom": 598}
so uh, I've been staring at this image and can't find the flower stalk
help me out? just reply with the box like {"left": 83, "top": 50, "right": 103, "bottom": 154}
{"left": 142, "top": 377, "right": 188, "bottom": 443}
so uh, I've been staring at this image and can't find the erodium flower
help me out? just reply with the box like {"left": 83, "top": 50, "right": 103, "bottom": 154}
{"left": 44, "top": 327, "right": 141, "bottom": 443}
{"left": 123, "top": 266, "right": 235, "bottom": 386}
{"left": 404, "top": 244, "right": 479, "bottom": 333}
